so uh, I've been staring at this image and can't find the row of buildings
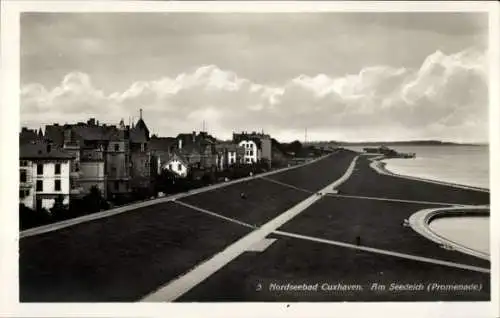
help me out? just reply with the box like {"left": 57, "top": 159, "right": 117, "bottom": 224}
{"left": 19, "top": 110, "right": 273, "bottom": 211}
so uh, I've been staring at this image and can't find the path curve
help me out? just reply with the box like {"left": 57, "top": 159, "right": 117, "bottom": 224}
{"left": 408, "top": 206, "right": 490, "bottom": 261}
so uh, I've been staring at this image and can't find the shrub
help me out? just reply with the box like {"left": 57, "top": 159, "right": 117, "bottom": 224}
{"left": 81, "top": 185, "right": 106, "bottom": 213}
{"left": 19, "top": 203, "right": 50, "bottom": 231}
{"left": 50, "top": 194, "right": 70, "bottom": 221}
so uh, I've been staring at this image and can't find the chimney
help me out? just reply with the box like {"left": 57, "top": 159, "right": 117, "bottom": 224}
{"left": 140, "top": 108, "right": 143, "bottom": 120}
{"left": 178, "top": 139, "right": 183, "bottom": 150}
{"left": 192, "top": 131, "right": 196, "bottom": 142}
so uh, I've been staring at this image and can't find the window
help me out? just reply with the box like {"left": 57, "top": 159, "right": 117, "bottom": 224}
{"left": 178, "top": 163, "right": 182, "bottom": 171}
{"left": 20, "top": 170, "right": 27, "bottom": 182}
{"left": 114, "top": 181, "right": 119, "bottom": 190}
{"left": 141, "top": 143, "right": 145, "bottom": 152}
{"left": 54, "top": 180, "right": 61, "bottom": 191}
{"left": 37, "top": 164, "right": 43, "bottom": 175}
{"left": 249, "top": 150, "right": 253, "bottom": 156}
{"left": 20, "top": 160, "right": 28, "bottom": 167}
{"left": 169, "top": 164, "right": 172, "bottom": 170}
{"left": 114, "top": 144, "right": 120, "bottom": 151}
{"left": 55, "top": 163, "right": 61, "bottom": 175}
{"left": 36, "top": 180, "right": 43, "bottom": 192}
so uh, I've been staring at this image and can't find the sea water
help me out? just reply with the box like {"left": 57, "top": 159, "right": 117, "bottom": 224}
{"left": 350, "top": 145, "right": 490, "bottom": 255}
{"left": 374, "top": 145, "right": 489, "bottom": 189}
{"left": 428, "top": 216, "right": 489, "bottom": 255}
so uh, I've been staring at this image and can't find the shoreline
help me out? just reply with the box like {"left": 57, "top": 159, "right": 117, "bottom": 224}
{"left": 370, "top": 156, "right": 489, "bottom": 193}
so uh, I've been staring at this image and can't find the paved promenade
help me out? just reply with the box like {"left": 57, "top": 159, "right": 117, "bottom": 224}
{"left": 19, "top": 149, "right": 490, "bottom": 302}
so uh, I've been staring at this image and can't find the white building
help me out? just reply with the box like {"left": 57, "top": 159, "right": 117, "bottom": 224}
{"left": 162, "top": 152, "right": 189, "bottom": 178}
{"left": 20, "top": 143, "right": 74, "bottom": 211}
{"left": 238, "top": 140, "right": 259, "bottom": 164}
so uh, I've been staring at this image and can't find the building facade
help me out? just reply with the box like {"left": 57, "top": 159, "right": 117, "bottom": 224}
{"left": 174, "top": 131, "right": 218, "bottom": 171}
{"left": 129, "top": 111, "right": 151, "bottom": 191}
{"left": 20, "top": 143, "right": 73, "bottom": 211}
{"left": 215, "top": 143, "right": 245, "bottom": 170}
{"left": 233, "top": 131, "right": 272, "bottom": 166}
{"left": 106, "top": 128, "right": 131, "bottom": 198}
{"left": 41, "top": 110, "right": 153, "bottom": 200}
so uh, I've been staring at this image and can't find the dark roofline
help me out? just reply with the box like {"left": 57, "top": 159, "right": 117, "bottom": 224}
{"left": 20, "top": 155, "right": 74, "bottom": 160}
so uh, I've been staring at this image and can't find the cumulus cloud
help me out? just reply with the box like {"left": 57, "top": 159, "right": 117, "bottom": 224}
{"left": 21, "top": 49, "right": 488, "bottom": 142}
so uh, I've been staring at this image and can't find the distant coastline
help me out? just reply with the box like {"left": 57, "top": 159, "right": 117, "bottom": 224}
{"left": 306, "top": 140, "right": 488, "bottom": 147}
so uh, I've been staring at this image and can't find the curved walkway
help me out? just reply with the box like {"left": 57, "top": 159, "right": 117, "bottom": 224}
{"left": 408, "top": 207, "right": 490, "bottom": 261}
{"left": 365, "top": 154, "right": 490, "bottom": 260}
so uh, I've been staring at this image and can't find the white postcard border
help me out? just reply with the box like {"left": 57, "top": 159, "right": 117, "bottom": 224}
{"left": 1, "top": 1, "right": 498, "bottom": 318}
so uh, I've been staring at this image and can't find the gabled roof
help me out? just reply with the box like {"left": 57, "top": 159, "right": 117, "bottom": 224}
{"left": 179, "top": 143, "right": 201, "bottom": 155}
{"left": 149, "top": 136, "right": 176, "bottom": 151}
{"left": 19, "top": 128, "right": 40, "bottom": 145}
{"left": 131, "top": 117, "right": 150, "bottom": 143}
{"left": 107, "top": 128, "right": 126, "bottom": 141}
{"left": 20, "top": 142, "right": 74, "bottom": 160}
{"left": 215, "top": 142, "right": 240, "bottom": 152}
{"left": 72, "top": 125, "right": 111, "bottom": 141}
{"left": 135, "top": 117, "right": 149, "bottom": 133}
{"left": 44, "top": 125, "right": 65, "bottom": 145}
{"left": 176, "top": 133, "right": 196, "bottom": 145}
{"left": 130, "top": 125, "right": 149, "bottom": 143}
{"left": 165, "top": 150, "right": 189, "bottom": 167}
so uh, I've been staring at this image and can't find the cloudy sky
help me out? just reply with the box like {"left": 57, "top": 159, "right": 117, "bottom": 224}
{"left": 21, "top": 12, "right": 488, "bottom": 142}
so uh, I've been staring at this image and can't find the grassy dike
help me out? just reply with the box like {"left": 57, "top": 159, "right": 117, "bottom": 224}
{"left": 178, "top": 154, "right": 490, "bottom": 302}
{"left": 19, "top": 149, "right": 357, "bottom": 302}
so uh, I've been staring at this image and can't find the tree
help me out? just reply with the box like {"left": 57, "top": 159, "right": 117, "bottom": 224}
{"left": 154, "top": 169, "right": 182, "bottom": 194}
{"left": 19, "top": 203, "right": 50, "bottom": 230}
{"left": 83, "top": 185, "right": 105, "bottom": 213}
{"left": 50, "top": 194, "right": 69, "bottom": 221}
{"left": 288, "top": 140, "right": 303, "bottom": 155}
